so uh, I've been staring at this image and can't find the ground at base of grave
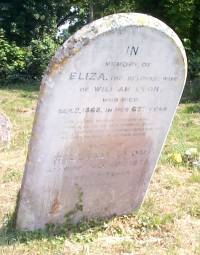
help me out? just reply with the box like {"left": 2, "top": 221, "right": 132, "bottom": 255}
{"left": 0, "top": 82, "right": 199, "bottom": 255}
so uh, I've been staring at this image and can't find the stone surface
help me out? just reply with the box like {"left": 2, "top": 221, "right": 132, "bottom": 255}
{"left": 16, "top": 13, "right": 187, "bottom": 230}
{"left": 0, "top": 112, "right": 11, "bottom": 149}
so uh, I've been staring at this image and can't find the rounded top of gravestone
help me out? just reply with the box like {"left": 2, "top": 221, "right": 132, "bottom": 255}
{"left": 43, "top": 13, "right": 187, "bottom": 83}
{"left": 0, "top": 112, "right": 11, "bottom": 148}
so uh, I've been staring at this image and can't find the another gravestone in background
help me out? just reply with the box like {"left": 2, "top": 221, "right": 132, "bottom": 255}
{"left": 16, "top": 13, "right": 187, "bottom": 230}
{"left": 0, "top": 112, "right": 11, "bottom": 150}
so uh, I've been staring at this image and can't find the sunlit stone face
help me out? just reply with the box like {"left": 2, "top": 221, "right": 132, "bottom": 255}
{"left": 16, "top": 13, "right": 187, "bottom": 230}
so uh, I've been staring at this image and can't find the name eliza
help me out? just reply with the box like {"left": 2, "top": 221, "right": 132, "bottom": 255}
{"left": 69, "top": 72, "right": 108, "bottom": 80}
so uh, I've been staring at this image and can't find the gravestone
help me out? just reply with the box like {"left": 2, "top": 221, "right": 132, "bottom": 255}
{"left": 16, "top": 13, "right": 187, "bottom": 230}
{"left": 0, "top": 112, "right": 11, "bottom": 149}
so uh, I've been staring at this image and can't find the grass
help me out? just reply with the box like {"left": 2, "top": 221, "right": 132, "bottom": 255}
{"left": 0, "top": 81, "right": 200, "bottom": 254}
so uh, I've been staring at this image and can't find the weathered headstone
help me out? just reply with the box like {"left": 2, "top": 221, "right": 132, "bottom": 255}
{"left": 0, "top": 112, "right": 11, "bottom": 149}
{"left": 16, "top": 13, "right": 187, "bottom": 230}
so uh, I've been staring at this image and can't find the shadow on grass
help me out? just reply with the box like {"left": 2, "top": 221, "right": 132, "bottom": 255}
{"left": 0, "top": 80, "right": 40, "bottom": 92}
{"left": 0, "top": 213, "right": 108, "bottom": 246}
{"left": 181, "top": 79, "right": 200, "bottom": 103}
{"left": 184, "top": 104, "right": 200, "bottom": 113}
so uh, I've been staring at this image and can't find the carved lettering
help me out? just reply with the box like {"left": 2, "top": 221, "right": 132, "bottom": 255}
{"left": 127, "top": 45, "right": 139, "bottom": 56}
{"left": 69, "top": 72, "right": 108, "bottom": 81}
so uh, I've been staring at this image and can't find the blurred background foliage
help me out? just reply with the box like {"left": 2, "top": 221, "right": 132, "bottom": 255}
{"left": 0, "top": 0, "right": 200, "bottom": 100}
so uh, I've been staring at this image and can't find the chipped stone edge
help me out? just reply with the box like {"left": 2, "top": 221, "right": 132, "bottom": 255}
{"left": 42, "top": 12, "right": 187, "bottom": 85}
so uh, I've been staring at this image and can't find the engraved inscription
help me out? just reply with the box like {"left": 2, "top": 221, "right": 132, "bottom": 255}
{"left": 127, "top": 45, "right": 139, "bottom": 56}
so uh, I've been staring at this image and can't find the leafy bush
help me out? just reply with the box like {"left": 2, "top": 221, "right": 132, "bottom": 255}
{"left": 26, "top": 34, "right": 59, "bottom": 79}
{"left": 0, "top": 29, "right": 27, "bottom": 79}
{"left": 183, "top": 78, "right": 200, "bottom": 102}
{"left": 181, "top": 39, "right": 200, "bottom": 102}
{"left": 187, "top": 51, "right": 200, "bottom": 80}
{"left": 0, "top": 30, "right": 59, "bottom": 81}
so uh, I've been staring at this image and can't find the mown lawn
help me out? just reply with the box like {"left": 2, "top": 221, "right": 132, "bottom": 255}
{"left": 0, "top": 82, "right": 199, "bottom": 255}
